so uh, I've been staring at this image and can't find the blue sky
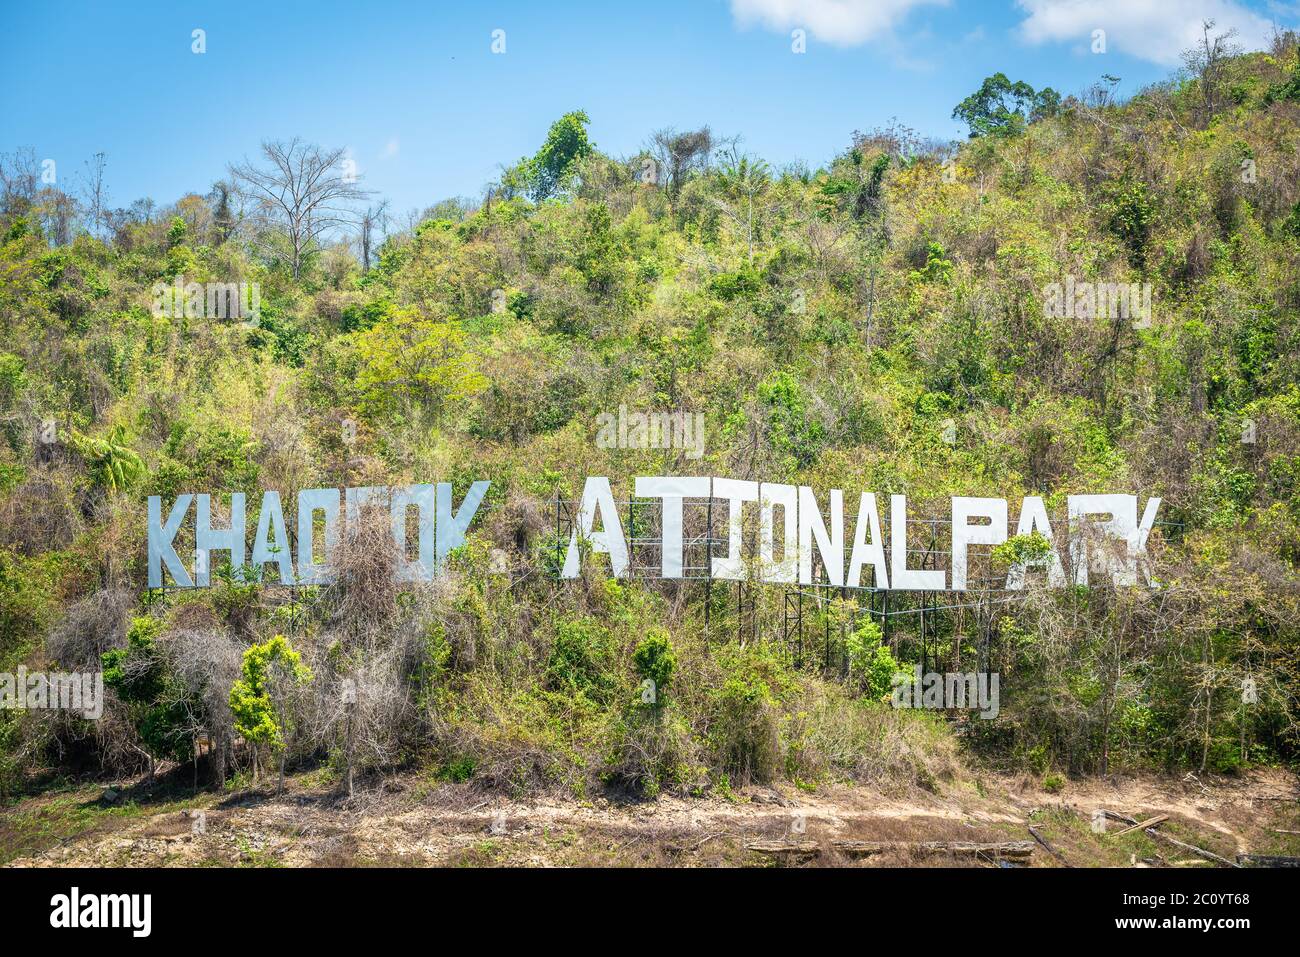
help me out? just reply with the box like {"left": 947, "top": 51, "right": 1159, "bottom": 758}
{"left": 1, "top": 1, "right": 1293, "bottom": 217}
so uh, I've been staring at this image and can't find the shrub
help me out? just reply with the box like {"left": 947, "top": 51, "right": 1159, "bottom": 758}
{"left": 707, "top": 644, "right": 793, "bottom": 786}
{"left": 545, "top": 617, "right": 616, "bottom": 701}
{"left": 632, "top": 629, "right": 676, "bottom": 707}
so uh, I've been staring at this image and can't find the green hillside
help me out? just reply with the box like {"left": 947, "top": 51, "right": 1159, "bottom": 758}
{"left": 2, "top": 45, "right": 1300, "bottom": 800}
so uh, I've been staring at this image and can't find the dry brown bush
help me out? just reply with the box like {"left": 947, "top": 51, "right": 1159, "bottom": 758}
{"left": 44, "top": 586, "right": 133, "bottom": 670}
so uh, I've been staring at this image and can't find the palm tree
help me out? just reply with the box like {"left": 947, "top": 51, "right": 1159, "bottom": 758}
{"left": 70, "top": 425, "right": 145, "bottom": 493}
{"left": 713, "top": 154, "right": 771, "bottom": 264}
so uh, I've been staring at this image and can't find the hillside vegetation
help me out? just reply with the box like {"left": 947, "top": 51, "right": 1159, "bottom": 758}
{"left": 2, "top": 40, "right": 1300, "bottom": 802}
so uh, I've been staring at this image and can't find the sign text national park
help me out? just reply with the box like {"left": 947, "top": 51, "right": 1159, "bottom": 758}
{"left": 148, "top": 477, "right": 1161, "bottom": 593}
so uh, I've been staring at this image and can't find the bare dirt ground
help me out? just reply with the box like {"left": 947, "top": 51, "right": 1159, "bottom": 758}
{"left": 3, "top": 766, "right": 1297, "bottom": 868}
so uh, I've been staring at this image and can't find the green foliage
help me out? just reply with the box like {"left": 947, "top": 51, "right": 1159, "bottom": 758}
{"left": 820, "top": 149, "right": 890, "bottom": 222}
{"left": 707, "top": 644, "right": 794, "bottom": 786}
{"left": 0, "top": 550, "right": 59, "bottom": 666}
{"left": 545, "top": 617, "right": 616, "bottom": 701}
{"left": 632, "top": 629, "right": 676, "bottom": 705}
{"left": 1105, "top": 177, "right": 1156, "bottom": 268}
{"left": 68, "top": 425, "right": 145, "bottom": 493}
{"left": 953, "top": 73, "right": 1061, "bottom": 137}
{"left": 991, "top": 532, "right": 1053, "bottom": 568}
{"left": 229, "top": 634, "right": 312, "bottom": 753}
{"left": 518, "top": 110, "right": 595, "bottom": 201}
{"left": 757, "top": 370, "right": 825, "bottom": 469}
{"left": 102, "top": 617, "right": 195, "bottom": 763}
{"left": 350, "top": 306, "right": 486, "bottom": 420}
{"left": 845, "top": 620, "right": 901, "bottom": 701}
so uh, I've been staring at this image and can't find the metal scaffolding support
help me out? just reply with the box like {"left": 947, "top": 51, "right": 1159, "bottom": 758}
{"left": 546, "top": 492, "right": 1186, "bottom": 681}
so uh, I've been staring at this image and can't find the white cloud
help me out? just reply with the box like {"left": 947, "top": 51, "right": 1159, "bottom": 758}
{"left": 729, "top": 0, "right": 949, "bottom": 47}
{"left": 382, "top": 138, "right": 400, "bottom": 159}
{"left": 1017, "top": 0, "right": 1283, "bottom": 66}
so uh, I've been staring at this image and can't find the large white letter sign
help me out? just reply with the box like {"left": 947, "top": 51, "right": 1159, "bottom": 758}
{"left": 297, "top": 487, "right": 341, "bottom": 585}
{"left": 194, "top": 493, "right": 246, "bottom": 586}
{"left": 148, "top": 494, "right": 193, "bottom": 588}
{"left": 636, "top": 476, "right": 711, "bottom": 578}
{"left": 798, "top": 486, "right": 844, "bottom": 586}
{"left": 1005, "top": 496, "right": 1066, "bottom": 588}
{"left": 950, "top": 497, "right": 1007, "bottom": 591}
{"left": 846, "top": 492, "right": 888, "bottom": 589}
{"left": 562, "top": 476, "right": 629, "bottom": 578}
{"left": 345, "top": 485, "right": 388, "bottom": 525}
{"left": 1134, "top": 497, "right": 1162, "bottom": 585}
{"left": 1068, "top": 494, "right": 1137, "bottom": 586}
{"left": 712, "top": 478, "right": 758, "bottom": 581}
{"left": 436, "top": 481, "right": 490, "bottom": 569}
{"left": 251, "top": 490, "right": 294, "bottom": 584}
{"left": 890, "top": 494, "right": 945, "bottom": 590}
{"left": 391, "top": 484, "right": 436, "bottom": 582}
{"left": 759, "top": 483, "right": 798, "bottom": 583}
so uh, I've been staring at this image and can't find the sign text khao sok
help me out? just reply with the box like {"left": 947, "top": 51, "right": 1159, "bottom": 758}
{"left": 148, "top": 478, "right": 1161, "bottom": 591}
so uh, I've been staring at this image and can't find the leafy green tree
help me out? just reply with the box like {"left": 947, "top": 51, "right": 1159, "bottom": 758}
{"left": 819, "top": 148, "right": 889, "bottom": 222}
{"left": 846, "top": 620, "right": 901, "bottom": 701}
{"left": 102, "top": 617, "right": 196, "bottom": 773}
{"left": 351, "top": 306, "right": 486, "bottom": 420}
{"left": 229, "top": 634, "right": 312, "bottom": 793}
{"left": 69, "top": 425, "right": 145, "bottom": 493}
{"left": 523, "top": 110, "right": 594, "bottom": 201}
{"left": 953, "top": 73, "right": 1061, "bottom": 137}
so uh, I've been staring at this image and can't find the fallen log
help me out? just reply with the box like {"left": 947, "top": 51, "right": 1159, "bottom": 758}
{"left": 744, "top": 840, "right": 819, "bottom": 860}
{"left": 831, "top": 840, "right": 1034, "bottom": 860}
{"left": 1118, "top": 815, "right": 1168, "bottom": 835}
{"left": 1096, "top": 810, "right": 1239, "bottom": 868}
{"left": 908, "top": 840, "right": 1034, "bottom": 861}
{"left": 746, "top": 839, "right": 1035, "bottom": 862}
{"left": 1028, "top": 826, "right": 1071, "bottom": 866}
{"left": 1145, "top": 829, "right": 1239, "bottom": 868}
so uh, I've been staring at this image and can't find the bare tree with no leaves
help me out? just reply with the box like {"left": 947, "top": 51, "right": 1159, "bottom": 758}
{"left": 229, "top": 139, "right": 372, "bottom": 279}
{"left": 1182, "top": 20, "right": 1243, "bottom": 128}
{"left": 357, "top": 199, "right": 390, "bottom": 272}
{"left": 649, "top": 126, "right": 716, "bottom": 196}
{"left": 80, "top": 152, "right": 109, "bottom": 240}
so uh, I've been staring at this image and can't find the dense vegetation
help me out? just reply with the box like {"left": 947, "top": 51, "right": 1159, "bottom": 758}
{"left": 3, "top": 39, "right": 1300, "bottom": 800}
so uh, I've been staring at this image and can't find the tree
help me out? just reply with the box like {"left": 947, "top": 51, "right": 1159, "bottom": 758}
{"left": 515, "top": 111, "right": 594, "bottom": 201}
{"left": 1182, "top": 20, "right": 1243, "bottom": 127}
{"left": 819, "top": 147, "right": 889, "bottom": 223}
{"left": 713, "top": 151, "right": 771, "bottom": 264}
{"left": 953, "top": 73, "right": 1061, "bottom": 138}
{"left": 102, "top": 617, "right": 197, "bottom": 778}
{"left": 229, "top": 139, "right": 372, "bottom": 279}
{"left": 80, "top": 152, "right": 109, "bottom": 240}
{"left": 208, "top": 180, "right": 235, "bottom": 245}
{"left": 68, "top": 425, "right": 145, "bottom": 494}
{"left": 357, "top": 200, "right": 390, "bottom": 272}
{"left": 649, "top": 126, "right": 715, "bottom": 196}
{"left": 352, "top": 306, "right": 486, "bottom": 420}
{"left": 633, "top": 630, "right": 676, "bottom": 710}
{"left": 229, "top": 634, "right": 312, "bottom": 794}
